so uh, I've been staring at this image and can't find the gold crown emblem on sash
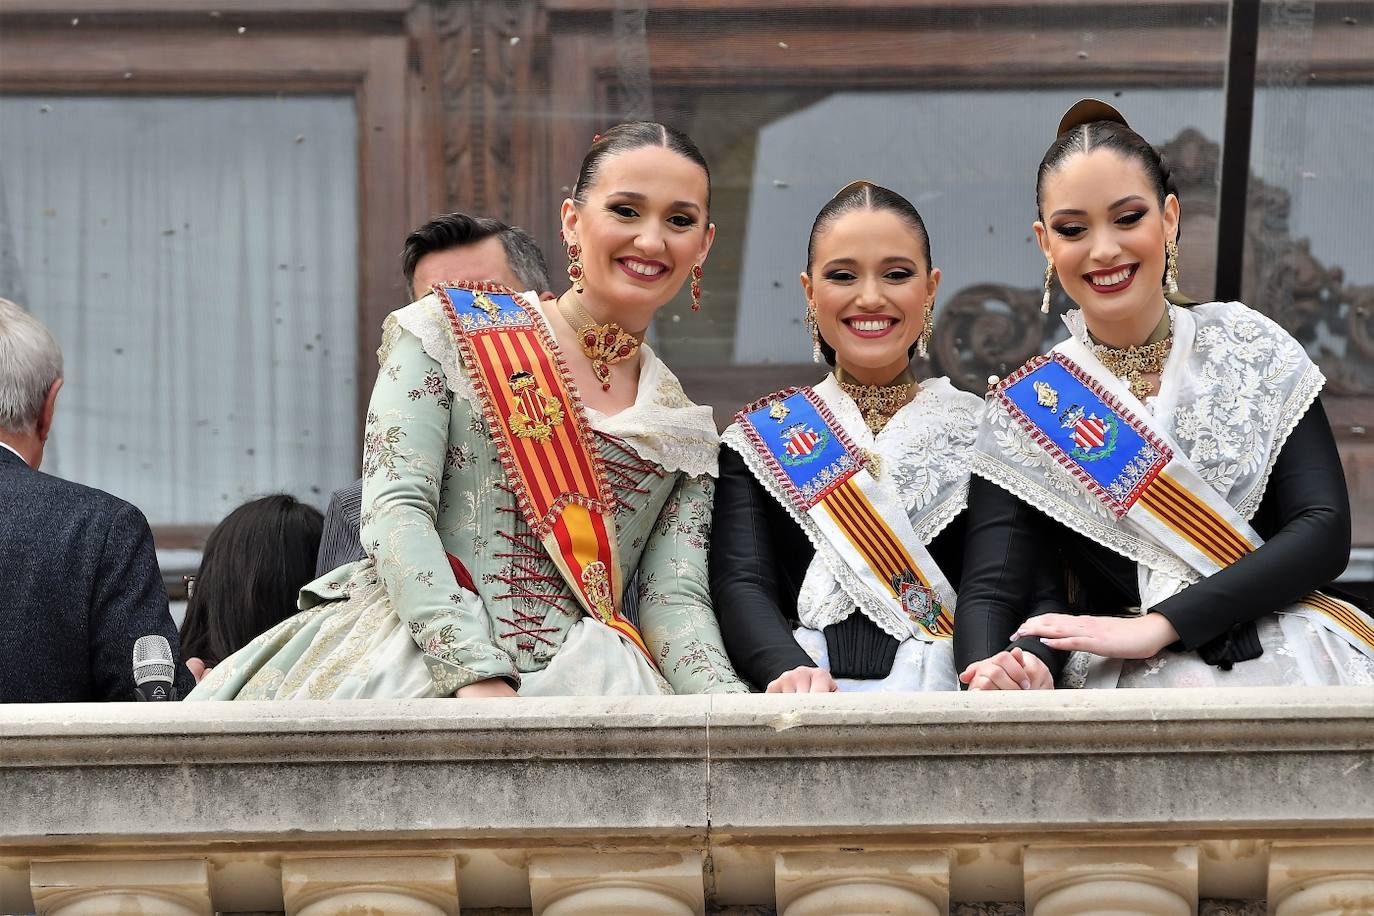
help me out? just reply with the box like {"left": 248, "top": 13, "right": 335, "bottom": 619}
{"left": 508, "top": 371, "right": 565, "bottom": 441}
{"left": 580, "top": 560, "right": 615, "bottom": 623}
{"left": 472, "top": 291, "right": 503, "bottom": 322}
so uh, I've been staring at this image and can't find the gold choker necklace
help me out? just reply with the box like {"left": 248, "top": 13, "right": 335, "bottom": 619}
{"left": 1088, "top": 309, "right": 1173, "bottom": 400}
{"left": 835, "top": 367, "right": 917, "bottom": 435}
{"left": 557, "top": 296, "right": 642, "bottom": 392}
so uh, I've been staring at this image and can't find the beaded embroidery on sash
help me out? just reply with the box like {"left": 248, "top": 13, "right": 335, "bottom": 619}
{"left": 386, "top": 295, "right": 719, "bottom": 479}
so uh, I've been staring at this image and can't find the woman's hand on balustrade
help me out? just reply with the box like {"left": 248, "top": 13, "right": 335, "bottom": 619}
{"left": 456, "top": 677, "right": 519, "bottom": 698}
{"left": 765, "top": 666, "right": 839, "bottom": 694}
{"left": 959, "top": 647, "right": 1052, "bottom": 691}
{"left": 186, "top": 657, "right": 210, "bottom": 684}
{"left": 1012, "top": 612, "right": 1178, "bottom": 659}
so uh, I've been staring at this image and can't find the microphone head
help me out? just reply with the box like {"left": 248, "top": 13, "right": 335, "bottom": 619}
{"left": 132, "top": 635, "right": 176, "bottom": 686}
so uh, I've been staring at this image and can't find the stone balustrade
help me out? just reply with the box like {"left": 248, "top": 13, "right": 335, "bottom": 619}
{"left": 2, "top": 687, "right": 1372, "bottom": 914}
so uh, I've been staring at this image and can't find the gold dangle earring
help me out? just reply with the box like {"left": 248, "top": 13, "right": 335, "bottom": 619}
{"left": 1042, "top": 261, "right": 1055, "bottom": 314}
{"left": 690, "top": 264, "right": 703, "bottom": 312}
{"left": 917, "top": 298, "right": 934, "bottom": 359}
{"left": 565, "top": 237, "right": 585, "bottom": 294}
{"left": 1165, "top": 239, "right": 1180, "bottom": 294}
{"left": 806, "top": 304, "right": 823, "bottom": 363}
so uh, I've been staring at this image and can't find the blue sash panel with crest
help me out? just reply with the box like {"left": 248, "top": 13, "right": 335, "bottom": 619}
{"left": 997, "top": 353, "right": 1172, "bottom": 518}
{"left": 439, "top": 284, "right": 529, "bottom": 330}
{"left": 735, "top": 387, "right": 859, "bottom": 511}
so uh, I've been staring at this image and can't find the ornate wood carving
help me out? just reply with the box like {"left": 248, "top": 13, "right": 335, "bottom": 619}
{"left": 433, "top": 0, "right": 541, "bottom": 225}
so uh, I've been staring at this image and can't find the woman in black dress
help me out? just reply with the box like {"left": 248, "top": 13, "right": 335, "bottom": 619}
{"left": 710, "top": 181, "right": 991, "bottom": 693}
{"left": 955, "top": 99, "right": 1374, "bottom": 690}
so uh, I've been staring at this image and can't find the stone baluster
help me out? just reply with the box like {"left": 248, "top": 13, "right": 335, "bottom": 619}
{"left": 1268, "top": 844, "right": 1374, "bottom": 916}
{"left": 29, "top": 859, "right": 211, "bottom": 915}
{"left": 774, "top": 849, "right": 949, "bottom": 916}
{"left": 528, "top": 851, "right": 704, "bottom": 915}
{"left": 281, "top": 856, "right": 458, "bottom": 915}
{"left": 1024, "top": 846, "right": 1197, "bottom": 916}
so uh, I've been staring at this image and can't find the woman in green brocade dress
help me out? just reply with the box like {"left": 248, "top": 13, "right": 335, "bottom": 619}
{"left": 190, "top": 123, "right": 746, "bottom": 699}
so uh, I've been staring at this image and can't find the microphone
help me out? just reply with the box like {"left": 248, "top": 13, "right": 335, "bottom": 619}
{"left": 132, "top": 635, "right": 178, "bottom": 701}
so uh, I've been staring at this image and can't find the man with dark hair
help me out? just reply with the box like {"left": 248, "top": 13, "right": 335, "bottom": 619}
{"left": 400, "top": 212, "right": 552, "bottom": 300}
{"left": 0, "top": 298, "right": 194, "bottom": 702}
{"left": 315, "top": 212, "right": 553, "bottom": 575}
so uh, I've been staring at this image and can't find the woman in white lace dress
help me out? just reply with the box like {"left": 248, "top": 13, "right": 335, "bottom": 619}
{"left": 955, "top": 99, "right": 1374, "bottom": 690}
{"left": 710, "top": 181, "right": 992, "bottom": 693}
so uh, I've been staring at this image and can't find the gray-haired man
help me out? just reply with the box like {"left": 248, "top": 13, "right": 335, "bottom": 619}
{"left": 0, "top": 298, "right": 193, "bottom": 702}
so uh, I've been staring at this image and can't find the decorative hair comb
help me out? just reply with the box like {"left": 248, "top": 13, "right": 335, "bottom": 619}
{"left": 1055, "top": 98, "right": 1130, "bottom": 138}
{"left": 832, "top": 178, "right": 877, "bottom": 197}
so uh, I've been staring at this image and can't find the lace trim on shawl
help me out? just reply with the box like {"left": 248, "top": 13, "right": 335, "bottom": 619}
{"left": 814, "top": 374, "right": 977, "bottom": 546}
{"left": 971, "top": 398, "right": 1198, "bottom": 584}
{"left": 1062, "top": 301, "right": 1325, "bottom": 521}
{"left": 722, "top": 423, "right": 902, "bottom": 639}
{"left": 385, "top": 294, "right": 479, "bottom": 407}
{"left": 722, "top": 375, "right": 979, "bottom": 640}
{"left": 383, "top": 296, "right": 719, "bottom": 478}
{"left": 583, "top": 341, "right": 720, "bottom": 479}
{"left": 1237, "top": 359, "right": 1323, "bottom": 520}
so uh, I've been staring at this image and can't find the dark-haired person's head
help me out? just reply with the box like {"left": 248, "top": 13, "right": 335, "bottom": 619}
{"left": 1033, "top": 101, "right": 1183, "bottom": 330}
{"left": 801, "top": 181, "right": 937, "bottom": 375}
{"left": 179, "top": 494, "right": 324, "bottom": 672}
{"left": 401, "top": 212, "right": 552, "bottom": 300}
{"left": 559, "top": 122, "right": 715, "bottom": 330}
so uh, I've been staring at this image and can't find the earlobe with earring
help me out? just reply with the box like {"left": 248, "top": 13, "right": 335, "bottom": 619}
{"left": 1042, "top": 261, "right": 1055, "bottom": 314}
{"left": 1165, "top": 239, "right": 1180, "bottom": 294}
{"left": 690, "top": 264, "right": 703, "bottom": 312}
{"left": 917, "top": 297, "right": 934, "bottom": 359}
{"left": 805, "top": 303, "right": 823, "bottom": 363}
{"left": 564, "top": 235, "right": 585, "bottom": 294}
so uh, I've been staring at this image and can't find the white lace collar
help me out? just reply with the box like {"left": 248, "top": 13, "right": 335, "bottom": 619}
{"left": 811, "top": 373, "right": 981, "bottom": 540}
{"left": 386, "top": 293, "right": 719, "bottom": 479}
{"left": 1057, "top": 301, "right": 1322, "bottom": 518}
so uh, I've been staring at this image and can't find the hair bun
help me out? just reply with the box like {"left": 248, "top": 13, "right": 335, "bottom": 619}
{"left": 1056, "top": 98, "right": 1130, "bottom": 138}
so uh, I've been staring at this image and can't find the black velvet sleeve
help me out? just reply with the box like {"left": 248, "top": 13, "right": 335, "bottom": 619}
{"left": 954, "top": 475, "right": 1070, "bottom": 680}
{"left": 1151, "top": 399, "right": 1352, "bottom": 649}
{"left": 709, "top": 445, "right": 817, "bottom": 689}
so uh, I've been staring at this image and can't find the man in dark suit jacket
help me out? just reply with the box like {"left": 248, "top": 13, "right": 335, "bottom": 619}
{"left": 315, "top": 212, "right": 555, "bottom": 576}
{"left": 0, "top": 299, "right": 194, "bottom": 702}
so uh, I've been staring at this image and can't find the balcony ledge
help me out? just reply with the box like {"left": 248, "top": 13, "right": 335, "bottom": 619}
{"left": 2, "top": 686, "right": 1372, "bottom": 913}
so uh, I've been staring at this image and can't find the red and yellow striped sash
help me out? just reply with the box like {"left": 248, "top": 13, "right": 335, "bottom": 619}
{"left": 435, "top": 285, "right": 653, "bottom": 665}
{"left": 1137, "top": 475, "right": 1373, "bottom": 653}
{"left": 819, "top": 478, "right": 954, "bottom": 639}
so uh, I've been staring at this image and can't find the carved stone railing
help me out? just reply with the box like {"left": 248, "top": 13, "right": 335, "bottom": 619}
{"left": 2, "top": 688, "right": 1372, "bottom": 914}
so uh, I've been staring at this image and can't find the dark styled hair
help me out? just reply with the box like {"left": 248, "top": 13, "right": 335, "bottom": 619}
{"left": 572, "top": 122, "right": 711, "bottom": 211}
{"left": 1036, "top": 119, "right": 1180, "bottom": 224}
{"left": 804, "top": 181, "right": 933, "bottom": 367}
{"left": 178, "top": 494, "right": 324, "bottom": 667}
{"left": 1035, "top": 119, "right": 1184, "bottom": 298}
{"left": 400, "top": 212, "right": 552, "bottom": 298}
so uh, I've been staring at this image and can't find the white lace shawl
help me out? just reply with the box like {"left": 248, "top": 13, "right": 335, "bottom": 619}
{"left": 381, "top": 294, "right": 720, "bottom": 479}
{"left": 724, "top": 374, "right": 982, "bottom": 637}
{"left": 973, "top": 301, "right": 1325, "bottom": 584}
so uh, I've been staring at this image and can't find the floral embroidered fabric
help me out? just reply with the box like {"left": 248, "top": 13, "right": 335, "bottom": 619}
{"left": 391, "top": 293, "right": 720, "bottom": 480}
